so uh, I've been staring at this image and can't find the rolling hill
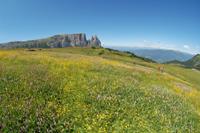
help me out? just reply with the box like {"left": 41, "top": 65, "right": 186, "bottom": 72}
{"left": 166, "top": 54, "right": 200, "bottom": 70}
{"left": 184, "top": 54, "right": 200, "bottom": 69}
{"left": 110, "top": 47, "right": 193, "bottom": 63}
{"left": 0, "top": 47, "right": 200, "bottom": 132}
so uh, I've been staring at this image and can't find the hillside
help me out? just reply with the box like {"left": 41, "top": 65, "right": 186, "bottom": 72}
{"left": 110, "top": 47, "right": 193, "bottom": 63}
{"left": 166, "top": 54, "right": 200, "bottom": 70}
{"left": 184, "top": 54, "right": 200, "bottom": 70}
{"left": 0, "top": 48, "right": 200, "bottom": 132}
{"left": 0, "top": 33, "right": 101, "bottom": 48}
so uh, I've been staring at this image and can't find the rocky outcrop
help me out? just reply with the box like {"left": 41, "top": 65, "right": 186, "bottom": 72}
{"left": 0, "top": 33, "right": 102, "bottom": 48}
{"left": 48, "top": 33, "right": 88, "bottom": 47}
{"left": 89, "top": 35, "right": 101, "bottom": 47}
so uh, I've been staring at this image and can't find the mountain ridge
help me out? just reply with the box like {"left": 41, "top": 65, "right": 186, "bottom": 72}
{"left": 109, "top": 47, "right": 193, "bottom": 63}
{"left": 0, "top": 33, "right": 101, "bottom": 48}
{"left": 166, "top": 54, "right": 200, "bottom": 70}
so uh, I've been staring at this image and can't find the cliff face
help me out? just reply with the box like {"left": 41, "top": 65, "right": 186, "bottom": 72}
{"left": 89, "top": 35, "right": 101, "bottom": 47}
{"left": 0, "top": 33, "right": 102, "bottom": 48}
{"left": 48, "top": 33, "right": 88, "bottom": 47}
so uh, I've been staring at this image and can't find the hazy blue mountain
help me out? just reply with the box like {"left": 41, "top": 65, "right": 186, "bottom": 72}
{"left": 109, "top": 47, "right": 193, "bottom": 63}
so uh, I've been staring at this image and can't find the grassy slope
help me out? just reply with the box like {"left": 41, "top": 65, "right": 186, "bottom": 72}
{"left": 0, "top": 48, "right": 200, "bottom": 132}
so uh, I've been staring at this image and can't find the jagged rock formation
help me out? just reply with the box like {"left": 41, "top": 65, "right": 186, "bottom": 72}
{"left": 0, "top": 33, "right": 101, "bottom": 48}
{"left": 89, "top": 35, "right": 101, "bottom": 47}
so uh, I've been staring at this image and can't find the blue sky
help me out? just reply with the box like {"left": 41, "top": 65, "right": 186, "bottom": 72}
{"left": 0, "top": 0, "right": 199, "bottom": 54}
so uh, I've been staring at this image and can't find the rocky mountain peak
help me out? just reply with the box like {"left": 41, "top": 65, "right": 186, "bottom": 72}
{"left": 0, "top": 33, "right": 102, "bottom": 48}
{"left": 89, "top": 35, "right": 101, "bottom": 47}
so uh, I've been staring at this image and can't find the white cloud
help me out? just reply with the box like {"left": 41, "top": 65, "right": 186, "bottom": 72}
{"left": 143, "top": 40, "right": 148, "bottom": 43}
{"left": 104, "top": 39, "right": 199, "bottom": 54}
{"left": 183, "top": 45, "right": 190, "bottom": 49}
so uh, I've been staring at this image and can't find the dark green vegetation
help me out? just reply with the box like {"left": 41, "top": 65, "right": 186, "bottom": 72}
{"left": 166, "top": 54, "right": 200, "bottom": 70}
{"left": 105, "top": 48, "right": 156, "bottom": 63}
{"left": 184, "top": 54, "right": 200, "bottom": 70}
{"left": 0, "top": 48, "right": 200, "bottom": 132}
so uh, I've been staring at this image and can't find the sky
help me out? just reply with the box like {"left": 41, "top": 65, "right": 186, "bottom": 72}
{"left": 0, "top": 0, "right": 199, "bottom": 54}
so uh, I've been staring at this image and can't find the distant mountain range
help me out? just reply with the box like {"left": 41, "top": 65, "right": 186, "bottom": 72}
{"left": 109, "top": 47, "right": 193, "bottom": 63}
{"left": 166, "top": 54, "right": 200, "bottom": 70}
{"left": 0, "top": 33, "right": 101, "bottom": 48}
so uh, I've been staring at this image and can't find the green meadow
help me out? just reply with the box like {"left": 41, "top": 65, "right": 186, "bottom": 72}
{"left": 0, "top": 48, "right": 200, "bottom": 132}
